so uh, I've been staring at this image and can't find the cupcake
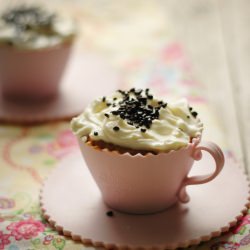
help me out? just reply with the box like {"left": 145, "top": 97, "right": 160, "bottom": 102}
{"left": 71, "top": 88, "right": 224, "bottom": 214}
{"left": 71, "top": 88, "right": 203, "bottom": 154}
{"left": 0, "top": 5, "right": 76, "bottom": 101}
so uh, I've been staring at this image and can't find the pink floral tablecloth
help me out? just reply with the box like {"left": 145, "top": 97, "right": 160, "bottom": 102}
{"left": 0, "top": 1, "right": 249, "bottom": 249}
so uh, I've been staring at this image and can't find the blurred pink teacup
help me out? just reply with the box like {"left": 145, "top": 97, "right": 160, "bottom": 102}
{"left": 0, "top": 5, "right": 76, "bottom": 102}
{"left": 0, "top": 43, "right": 72, "bottom": 102}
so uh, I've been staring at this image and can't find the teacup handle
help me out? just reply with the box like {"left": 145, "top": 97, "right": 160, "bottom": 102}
{"left": 178, "top": 141, "right": 225, "bottom": 203}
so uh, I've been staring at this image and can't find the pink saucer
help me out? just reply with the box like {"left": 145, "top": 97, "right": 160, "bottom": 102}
{"left": 40, "top": 151, "right": 250, "bottom": 249}
{"left": 0, "top": 51, "right": 121, "bottom": 124}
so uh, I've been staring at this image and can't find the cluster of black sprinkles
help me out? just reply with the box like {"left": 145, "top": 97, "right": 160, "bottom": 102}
{"left": 2, "top": 6, "right": 55, "bottom": 31}
{"left": 102, "top": 88, "right": 169, "bottom": 131}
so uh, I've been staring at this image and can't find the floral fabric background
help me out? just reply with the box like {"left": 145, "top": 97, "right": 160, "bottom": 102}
{"left": 0, "top": 1, "right": 249, "bottom": 249}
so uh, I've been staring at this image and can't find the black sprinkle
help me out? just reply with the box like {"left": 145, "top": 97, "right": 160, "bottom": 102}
{"left": 106, "top": 211, "right": 114, "bottom": 217}
{"left": 113, "top": 97, "right": 117, "bottom": 101}
{"left": 162, "top": 103, "right": 167, "bottom": 108}
{"left": 191, "top": 111, "right": 198, "bottom": 118}
{"left": 147, "top": 95, "right": 153, "bottom": 100}
{"left": 7, "top": 41, "right": 13, "bottom": 46}
{"left": 118, "top": 90, "right": 125, "bottom": 95}
{"left": 25, "top": 24, "right": 32, "bottom": 30}
{"left": 94, "top": 131, "right": 98, "bottom": 136}
{"left": 141, "top": 128, "right": 146, "bottom": 133}
{"left": 187, "top": 115, "right": 190, "bottom": 119}
{"left": 138, "top": 97, "right": 147, "bottom": 105}
{"left": 102, "top": 96, "right": 106, "bottom": 102}
{"left": 113, "top": 126, "right": 120, "bottom": 131}
{"left": 189, "top": 107, "right": 193, "bottom": 111}
{"left": 111, "top": 111, "right": 119, "bottom": 115}
{"left": 158, "top": 101, "right": 163, "bottom": 105}
{"left": 104, "top": 113, "right": 110, "bottom": 118}
{"left": 106, "top": 103, "right": 111, "bottom": 107}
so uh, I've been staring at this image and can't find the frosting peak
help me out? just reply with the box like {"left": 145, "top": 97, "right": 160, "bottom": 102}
{"left": 71, "top": 89, "right": 203, "bottom": 152}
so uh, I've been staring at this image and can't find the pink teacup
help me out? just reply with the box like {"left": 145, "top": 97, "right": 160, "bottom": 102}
{"left": 0, "top": 42, "right": 72, "bottom": 102}
{"left": 78, "top": 137, "right": 224, "bottom": 214}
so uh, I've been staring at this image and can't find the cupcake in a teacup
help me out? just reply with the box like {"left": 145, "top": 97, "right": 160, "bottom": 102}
{"left": 0, "top": 5, "right": 76, "bottom": 102}
{"left": 71, "top": 88, "right": 224, "bottom": 214}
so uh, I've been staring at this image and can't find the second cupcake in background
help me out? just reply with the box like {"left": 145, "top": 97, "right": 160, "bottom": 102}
{"left": 71, "top": 88, "right": 224, "bottom": 214}
{"left": 0, "top": 5, "right": 76, "bottom": 102}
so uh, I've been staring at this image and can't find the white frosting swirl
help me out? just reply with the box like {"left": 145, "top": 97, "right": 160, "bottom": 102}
{"left": 0, "top": 6, "right": 76, "bottom": 50}
{"left": 71, "top": 90, "right": 203, "bottom": 152}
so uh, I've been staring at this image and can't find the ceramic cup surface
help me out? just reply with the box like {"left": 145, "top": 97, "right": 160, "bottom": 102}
{"left": 78, "top": 137, "right": 224, "bottom": 214}
{"left": 0, "top": 43, "right": 72, "bottom": 102}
